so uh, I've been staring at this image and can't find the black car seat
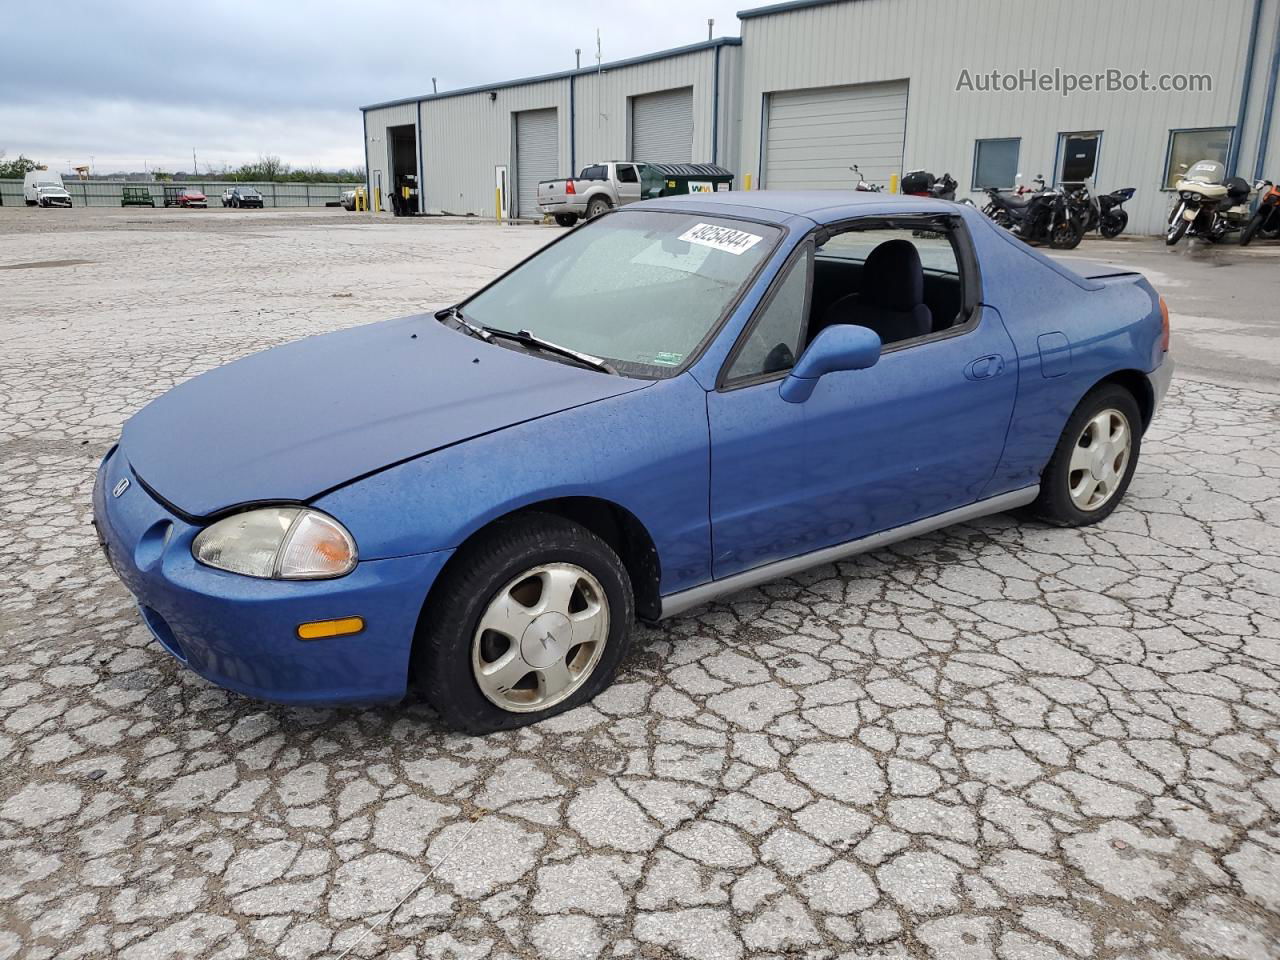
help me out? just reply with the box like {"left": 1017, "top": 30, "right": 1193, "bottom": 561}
{"left": 820, "top": 239, "right": 933, "bottom": 345}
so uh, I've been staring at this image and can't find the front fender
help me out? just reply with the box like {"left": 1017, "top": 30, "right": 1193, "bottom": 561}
{"left": 313, "top": 372, "right": 713, "bottom": 595}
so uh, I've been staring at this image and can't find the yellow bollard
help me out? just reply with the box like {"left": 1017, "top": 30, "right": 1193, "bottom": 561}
{"left": 495, "top": 187, "right": 503, "bottom": 222}
{"left": 743, "top": 173, "right": 752, "bottom": 191}
{"left": 889, "top": 174, "right": 899, "bottom": 195}
{"left": 374, "top": 188, "right": 382, "bottom": 213}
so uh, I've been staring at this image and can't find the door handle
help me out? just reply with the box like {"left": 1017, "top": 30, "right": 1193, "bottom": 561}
{"left": 964, "top": 354, "right": 1005, "bottom": 380}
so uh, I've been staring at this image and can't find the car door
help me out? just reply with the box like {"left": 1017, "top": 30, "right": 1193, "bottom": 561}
{"left": 614, "top": 164, "right": 642, "bottom": 206}
{"left": 707, "top": 219, "right": 1017, "bottom": 579}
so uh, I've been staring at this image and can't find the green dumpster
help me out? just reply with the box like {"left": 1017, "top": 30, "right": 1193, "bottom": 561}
{"left": 639, "top": 163, "right": 734, "bottom": 199}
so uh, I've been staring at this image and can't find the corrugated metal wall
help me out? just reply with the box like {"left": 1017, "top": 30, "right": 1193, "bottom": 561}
{"left": 738, "top": 0, "right": 1267, "bottom": 234}
{"left": 418, "top": 79, "right": 571, "bottom": 217}
{"left": 363, "top": 103, "right": 419, "bottom": 209}
{"left": 573, "top": 48, "right": 722, "bottom": 167}
{"left": 365, "top": 44, "right": 737, "bottom": 218}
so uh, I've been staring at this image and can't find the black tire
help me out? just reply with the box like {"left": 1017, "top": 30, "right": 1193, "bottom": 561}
{"left": 586, "top": 196, "right": 611, "bottom": 219}
{"left": 1166, "top": 206, "right": 1189, "bottom": 245}
{"left": 1033, "top": 383, "right": 1142, "bottom": 527}
{"left": 25, "top": 199, "right": 36, "bottom": 207}
{"left": 554, "top": 213, "right": 579, "bottom": 227}
{"left": 1049, "top": 217, "right": 1083, "bottom": 250}
{"left": 1100, "top": 210, "right": 1127, "bottom": 239}
{"left": 1240, "top": 211, "right": 1264, "bottom": 246}
{"left": 414, "top": 513, "right": 635, "bottom": 734}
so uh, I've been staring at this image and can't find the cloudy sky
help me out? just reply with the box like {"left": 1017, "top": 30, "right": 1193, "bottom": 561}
{"left": 0, "top": 0, "right": 747, "bottom": 176}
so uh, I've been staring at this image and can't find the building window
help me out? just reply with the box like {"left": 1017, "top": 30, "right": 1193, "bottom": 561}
{"left": 972, "top": 138, "right": 1020, "bottom": 190}
{"left": 1057, "top": 131, "right": 1101, "bottom": 185}
{"left": 1164, "top": 128, "right": 1233, "bottom": 189}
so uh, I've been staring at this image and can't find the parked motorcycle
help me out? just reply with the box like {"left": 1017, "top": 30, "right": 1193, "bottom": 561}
{"left": 1067, "top": 180, "right": 1136, "bottom": 238}
{"left": 983, "top": 175, "right": 1084, "bottom": 249}
{"left": 1166, "top": 159, "right": 1253, "bottom": 246}
{"left": 849, "top": 164, "right": 883, "bottom": 192}
{"left": 902, "top": 170, "right": 958, "bottom": 201}
{"left": 1240, "top": 179, "right": 1280, "bottom": 246}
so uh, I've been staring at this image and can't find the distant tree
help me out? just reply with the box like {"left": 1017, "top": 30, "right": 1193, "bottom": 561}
{"left": 0, "top": 152, "right": 39, "bottom": 179}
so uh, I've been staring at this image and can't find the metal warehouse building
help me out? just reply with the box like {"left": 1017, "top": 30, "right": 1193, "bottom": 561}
{"left": 362, "top": 0, "right": 1280, "bottom": 235}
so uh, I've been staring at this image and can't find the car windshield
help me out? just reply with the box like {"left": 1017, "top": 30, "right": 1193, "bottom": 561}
{"left": 461, "top": 210, "right": 780, "bottom": 378}
{"left": 38, "top": 181, "right": 61, "bottom": 189}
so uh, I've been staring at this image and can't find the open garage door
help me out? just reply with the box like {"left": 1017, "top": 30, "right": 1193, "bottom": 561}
{"left": 631, "top": 87, "right": 694, "bottom": 163}
{"left": 515, "top": 108, "right": 559, "bottom": 219}
{"left": 763, "top": 80, "right": 908, "bottom": 191}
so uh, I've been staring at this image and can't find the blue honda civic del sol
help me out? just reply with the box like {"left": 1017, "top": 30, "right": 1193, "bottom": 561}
{"left": 94, "top": 191, "right": 1172, "bottom": 732}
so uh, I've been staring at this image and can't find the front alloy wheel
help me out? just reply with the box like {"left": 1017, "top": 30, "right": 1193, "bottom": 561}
{"left": 415, "top": 513, "right": 635, "bottom": 733}
{"left": 472, "top": 563, "right": 609, "bottom": 712}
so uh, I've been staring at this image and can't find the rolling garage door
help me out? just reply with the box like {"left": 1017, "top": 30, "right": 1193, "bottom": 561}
{"left": 763, "top": 80, "right": 908, "bottom": 191}
{"left": 516, "top": 108, "right": 559, "bottom": 218}
{"left": 631, "top": 87, "right": 694, "bottom": 163}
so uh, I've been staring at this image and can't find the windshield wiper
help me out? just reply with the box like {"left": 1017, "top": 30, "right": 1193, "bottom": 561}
{"left": 437, "top": 305, "right": 492, "bottom": 342}
{"left": 483, "top": 327, "right": 617, "bottom": 375}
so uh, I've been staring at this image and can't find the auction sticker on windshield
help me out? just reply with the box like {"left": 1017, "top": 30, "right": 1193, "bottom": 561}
{"left": 678, "top": 223, "right": 764, "bottom": 256}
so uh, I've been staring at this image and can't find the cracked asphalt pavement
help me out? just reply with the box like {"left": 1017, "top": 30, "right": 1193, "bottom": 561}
{"left": 2, "top": 207, "right": 1279, "bottom": 959}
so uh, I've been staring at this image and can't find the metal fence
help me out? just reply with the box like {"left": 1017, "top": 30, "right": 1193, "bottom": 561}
{"left": 0, "top": 179, "right": 355, "bottom": 208}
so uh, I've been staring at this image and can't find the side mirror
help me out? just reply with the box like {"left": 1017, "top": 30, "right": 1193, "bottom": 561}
{"left": 779, "top": 324, "right": 881, "bottom": 403}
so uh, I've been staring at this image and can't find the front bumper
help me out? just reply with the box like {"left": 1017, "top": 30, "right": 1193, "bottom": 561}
{"left": 92, "top": 446, "right": 451, "bottom": 705}
{"left": 40, "top": 195, "right": 72, "bottom": 206}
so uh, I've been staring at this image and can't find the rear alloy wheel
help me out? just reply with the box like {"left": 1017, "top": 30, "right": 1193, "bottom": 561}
{"left": 1100, "top": 210, "right": 1127, "bottom": 239}
{"left": 1033, "top": 384, "right": 1141, "bottom": 526}
{"left": 415, "top": 513, "right": 634, "bottom": 733}
{"left": 586, "top": 197, "right": 611, "bottom": 219}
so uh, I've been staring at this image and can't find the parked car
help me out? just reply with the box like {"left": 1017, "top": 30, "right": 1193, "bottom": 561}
{"left": 23, "top": 170, "right": 72, "bottom": 207}
{"left": 537, "top": 162, "right": 733, "bottom": 226}
{"left": 225, "top": 186, "right": 264, "bottom": 209}
{"left": 94, "top": 192, "right": 1172, "bottom": 732}
{"left": 163, "top": 186, "right": 207, "bottom": 208}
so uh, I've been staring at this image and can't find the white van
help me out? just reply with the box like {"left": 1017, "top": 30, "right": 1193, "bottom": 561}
{"left": 24, "top": 170, "right": 72, "bottom": 207}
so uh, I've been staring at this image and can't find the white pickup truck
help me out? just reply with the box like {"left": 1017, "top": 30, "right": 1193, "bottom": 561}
{"left": 536, "top": 162, "right": 644, "bottom": 226}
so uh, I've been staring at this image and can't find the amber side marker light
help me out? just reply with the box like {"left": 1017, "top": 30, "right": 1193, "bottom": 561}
{"left": 297, "top": 617, "right": 365, "bottom": 640}
{"left": 1158, "top": 295, "right": 1170, "bottom": 352}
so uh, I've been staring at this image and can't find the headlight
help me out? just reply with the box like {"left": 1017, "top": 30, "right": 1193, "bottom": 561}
{"left": 1180, "top": 191, "right": 1195, "bottom": 201}
{"left": 192, "top": 507, "right": 357, "bottom": 579}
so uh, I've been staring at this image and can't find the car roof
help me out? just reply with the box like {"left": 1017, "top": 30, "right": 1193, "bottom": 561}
{"left": 637, "top": 190, "right": 961, "bottom": 226}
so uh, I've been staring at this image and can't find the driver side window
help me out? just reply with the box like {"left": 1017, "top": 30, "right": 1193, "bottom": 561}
{"left": 724, "top": 246, "right": 812, "bottom": 384}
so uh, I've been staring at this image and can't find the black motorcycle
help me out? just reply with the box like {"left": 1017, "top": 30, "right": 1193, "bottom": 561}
{"left": 1067, "top": 182, "right": 1136, "bottom": 238}
{"left": 983, "top": 178, "right": 1084, "bottom": 249}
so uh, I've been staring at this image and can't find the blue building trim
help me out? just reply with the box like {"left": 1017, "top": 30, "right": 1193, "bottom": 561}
{"left": 712, "top": 44, "right": 722, "bottom": 165}
{"left": 1254, "top": 9, "right": 1280, "bottom": 179}
{"left": 1228, "top": 0, "right": 1265, "bottom": 175}
{"left": 416, "top": 99, "right": 425, "bottom": 213}
{"left": 738, "top": 0, "right": 850, "bottom": 21}
{"left": 360, "top": 37, "right": 743, "bottom": 111}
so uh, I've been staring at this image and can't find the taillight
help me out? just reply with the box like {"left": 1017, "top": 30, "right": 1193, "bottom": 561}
{"left": 566, "top": 180, "right": 575, "bottom": 195}
{"left": 1158, "top": 295, "right": 1170, "bottom": 352}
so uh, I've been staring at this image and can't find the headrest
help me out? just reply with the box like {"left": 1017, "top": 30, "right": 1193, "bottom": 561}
{"left": 862, "top": 239, "right": 924, "bottom": 311}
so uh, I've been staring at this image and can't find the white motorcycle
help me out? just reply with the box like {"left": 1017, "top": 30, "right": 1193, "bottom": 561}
{"left": 1166, "top": 159, "right": 1253, "bottom": 245}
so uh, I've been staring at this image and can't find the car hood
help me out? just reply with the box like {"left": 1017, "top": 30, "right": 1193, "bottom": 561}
{"left": 121, "top": 314, "right": 647, "bottom": 518}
